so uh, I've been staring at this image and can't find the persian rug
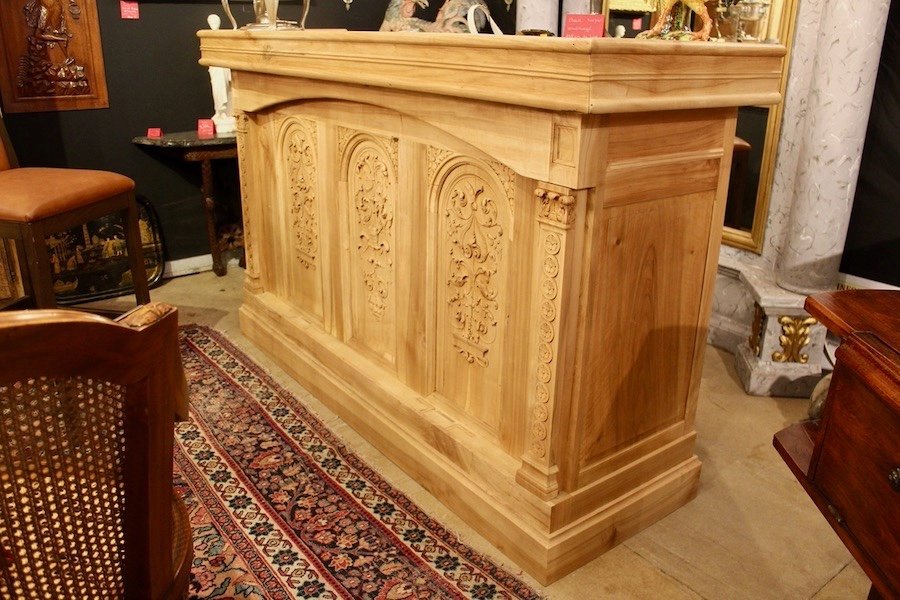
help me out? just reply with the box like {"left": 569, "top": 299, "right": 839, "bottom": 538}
{"left": 175, "top": 326, "right": 542, "bottom": 600}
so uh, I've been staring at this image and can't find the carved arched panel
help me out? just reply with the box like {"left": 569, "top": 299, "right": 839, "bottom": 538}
{"left": 341, "top": 132, "right": 399, "bottom": 368}
{"left": 432, "top": 157, "right": 513, "bottom": 434}
{"left": 277, "top": 116, "right": 324, "bottom": 322}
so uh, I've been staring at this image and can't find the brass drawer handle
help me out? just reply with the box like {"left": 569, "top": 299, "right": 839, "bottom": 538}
{"left": 890, "top": 467, "right": 900, "bottom": 492}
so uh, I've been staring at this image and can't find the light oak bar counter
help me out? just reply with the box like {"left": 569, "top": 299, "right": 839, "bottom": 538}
{"left": 199, "top": 30, "right": 784, "bottom": 584}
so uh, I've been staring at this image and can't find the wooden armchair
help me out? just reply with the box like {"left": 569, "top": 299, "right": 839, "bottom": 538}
{"left": 0, "top": 302, "right": 192, "bottom": 599}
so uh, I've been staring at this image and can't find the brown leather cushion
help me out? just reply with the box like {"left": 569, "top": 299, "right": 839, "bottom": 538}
{"left": 0, "top": 167, "right": 135, "bottom": 223}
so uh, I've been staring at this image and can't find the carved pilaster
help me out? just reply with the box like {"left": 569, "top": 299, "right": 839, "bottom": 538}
{"left": 517, "top": 183, "right": 581, "bottom": 500}
{"left": 235, "top": 111, "right": 261, "bottom": 291}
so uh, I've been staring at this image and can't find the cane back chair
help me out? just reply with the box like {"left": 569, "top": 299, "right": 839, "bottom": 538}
{"left": 0, "top": 302, "right": 191, "bottom": 599}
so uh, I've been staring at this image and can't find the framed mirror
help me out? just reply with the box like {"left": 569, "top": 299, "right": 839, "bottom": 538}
{"left": 599, "top": 0, "right": 799, "bottom": 253}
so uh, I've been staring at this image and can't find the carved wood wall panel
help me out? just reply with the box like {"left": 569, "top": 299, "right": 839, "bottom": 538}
{"left": 0, "top": 0, "right": 108, "bottom": 113}
{"left": 341, "top": 131, "right": 399, "bottom": 368}
{"left": 432, "top": 157, "right": 514, "bottom": 434}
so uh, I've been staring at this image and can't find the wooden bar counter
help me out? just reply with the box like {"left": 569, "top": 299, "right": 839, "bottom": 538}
{"left": 199, "top": 30, "right": 784, "bottom": 584}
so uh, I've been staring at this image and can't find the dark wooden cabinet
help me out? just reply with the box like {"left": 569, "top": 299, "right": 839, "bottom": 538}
{"left": 774, "top": 290, "right": 899, "bottom": 600}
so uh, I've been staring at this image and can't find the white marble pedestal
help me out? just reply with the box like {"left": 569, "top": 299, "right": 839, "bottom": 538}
{"left": 735, "top": 265, "right": 827, "bottom": 397}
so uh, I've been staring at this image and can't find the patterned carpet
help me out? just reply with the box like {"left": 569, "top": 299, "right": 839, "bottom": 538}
{"left": 175, "top": 326, "right": 542, "bottom": 600}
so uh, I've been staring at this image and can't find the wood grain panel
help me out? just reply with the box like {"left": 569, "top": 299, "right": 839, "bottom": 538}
{"left": 580, "top": 191, "right": 714, "bottom": 465}
{"left": 603, "top": 154, "right": 721, "bottom": 208}
{"left": 606, "top": 109, "right": 729, "bottom": 163}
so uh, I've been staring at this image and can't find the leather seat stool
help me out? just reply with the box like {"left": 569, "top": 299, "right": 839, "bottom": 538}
{"left": 0, "top": 117, "right": 149, "bottom": 308}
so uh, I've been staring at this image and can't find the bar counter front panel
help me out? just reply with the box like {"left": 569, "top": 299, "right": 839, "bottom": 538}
{"left": 200, "top": 31, "right": 784, "bottom": 583}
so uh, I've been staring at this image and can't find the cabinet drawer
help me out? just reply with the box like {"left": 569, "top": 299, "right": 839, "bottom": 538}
{"left": 811, "top": 342, "right": 900, "bottom": 589}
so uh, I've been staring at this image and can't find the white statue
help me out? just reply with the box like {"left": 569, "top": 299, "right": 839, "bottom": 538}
{"left": 206, "top": 14, "right": 236, "bottom": 135}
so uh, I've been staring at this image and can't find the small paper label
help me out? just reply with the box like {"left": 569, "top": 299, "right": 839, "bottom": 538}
{"left": 120, "top": 1, "right": 139, "bottom": 19}
{"left": 563, "top": 14, "right": 605, "bottom": 38}
{"left": 146, "top": 128, "right": 163, "bottom": 139}
{"left": 197, "top": 119, "right": 216, "bottom": 139}
{"left": 632, "top": 17, "right": 643, "bottom": 30}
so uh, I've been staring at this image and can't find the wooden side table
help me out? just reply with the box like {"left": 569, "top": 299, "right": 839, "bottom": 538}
{"left": 774, "top": 290, "right": 900, "bottom": 599}
{"left": 132, "top": 131, "right": 239, "bottom": 276}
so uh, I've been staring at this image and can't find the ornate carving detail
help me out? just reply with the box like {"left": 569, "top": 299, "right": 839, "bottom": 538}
{"left": 488, "top": 160, "right": 516, "bottom": 220}
{"left": 445, "top": 177, "right": 503, "bottom": 368}
{"left": 337, "top": 126, "right": 354, "bottom": 158}
{"left": 772, "top": 315, "right": 818, "bottom": 364}
{"left": 748, "top": 302, "right": 764, "bottom": 357}
{"left": 426, "top": 146, "right": 455, "bottom": 185}
{"left": 283, "top": 119, "right": 319, "bottom": 270}
{"left": 386, "top": 136, "right": 399, "bottom": 170}
{"left": 235, "top": 112, "right": 255, "bottom": 275}
{"left": 528, "top": 229, "right": 566, "bottom": 461}
{"left": 349, "top": 142, "right": 395, "bottom": 319}
{"left": 535, "top": 187, "right": 576, "bottom": 227}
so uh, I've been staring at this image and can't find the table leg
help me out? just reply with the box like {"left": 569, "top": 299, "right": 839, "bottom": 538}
{"left": 200, "top": 158, "right": 226, "bottom": 276}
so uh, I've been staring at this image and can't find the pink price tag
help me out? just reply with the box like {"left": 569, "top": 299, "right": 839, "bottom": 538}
{"left": 146, "top": 128, "right": 163, "bottom": 139}
{"left": 120, "top": 1, "right": 139, "bottom": 19}
{"left": 563, "top": 14, "right": 605, "bottom": 38}
{"left": 197, "top": 119, "right": 216, "bottom": 139}
{"left": 632, "top": 17, "right": 643, "bottom": 30}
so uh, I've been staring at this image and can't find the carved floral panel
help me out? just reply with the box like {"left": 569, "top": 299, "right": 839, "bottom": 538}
{"left": 0, "top": 0, "right": 108, "bottom": 112}
{"left": 348, "top": 141, "right": 396, "bottom": 320}
{"left": 445, "top": 175, "right": 503, "bottom": 368}
{"left": 282, "top": 118, "right": 319, "bottom": 271}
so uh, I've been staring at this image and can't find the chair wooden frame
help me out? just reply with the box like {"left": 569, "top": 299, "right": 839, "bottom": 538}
{"left": 0, "top": 114, "right": 150, "bottom": 308}
{"left": 0, "top": 302, "right": 191, "bottom": 599}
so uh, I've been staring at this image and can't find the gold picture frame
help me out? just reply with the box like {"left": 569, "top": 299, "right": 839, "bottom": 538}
{"left": 0, "top": 0, "right": 109, "bottom": 113}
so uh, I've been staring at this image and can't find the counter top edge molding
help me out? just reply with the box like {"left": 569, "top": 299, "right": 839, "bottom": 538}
{"left": 199, "top": 31, "right": 785, "bottom": 114}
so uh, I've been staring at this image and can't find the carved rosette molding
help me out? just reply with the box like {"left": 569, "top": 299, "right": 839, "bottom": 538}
{"left": 518, "top": 184, "right": 580, "bottom": 500}
{"left": 772, "top": 315, "right": 818, "bottom": 364}
{"left": 347, "top": 136, "right": 397, "bottom": 320}
{"left": 283, "top": 118, "right": 319, "bottom": 271}
{"left": 529, "top": 229, "right": 563, "bottom": 462}
{"left": 235, "top": 111, "right": 257, "bottom": 280}
{"left": 445, "top": 177, "right": 503, "bottom": 368}
{"left": 749, "top": 302, "right": 764, "bottom": 357}
{"left": 535, "top": 187, "right": 576, "bottom": 227}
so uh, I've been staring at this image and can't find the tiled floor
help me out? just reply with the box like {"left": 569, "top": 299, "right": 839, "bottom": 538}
{"left": 95, "top": 269, "right": 872, "bottom": 599}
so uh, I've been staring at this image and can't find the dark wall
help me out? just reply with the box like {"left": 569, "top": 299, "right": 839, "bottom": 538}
{"left": 840, "top": 0, "right": 899, "bottom": 287}
{"left": 2, "top": 0, "right": 516, "bottom": 263}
